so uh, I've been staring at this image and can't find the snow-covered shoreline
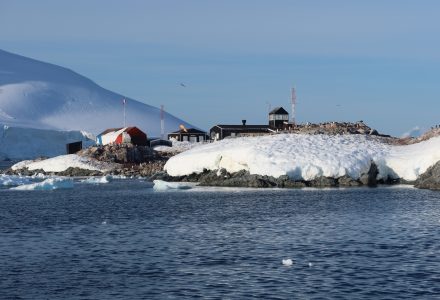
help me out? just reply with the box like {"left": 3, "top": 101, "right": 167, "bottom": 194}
{"left": 4, "top": 133, "right": 440, "bottom": 190}
{"left": 164, "top": 134, "right": 440, "bottom": 182}
{"left": 11, "top": 154, "right": 117, "bottom": 173}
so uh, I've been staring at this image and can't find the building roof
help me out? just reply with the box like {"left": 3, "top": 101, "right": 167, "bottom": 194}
{"left": 211, "top": 124, "right": 270, "bottom": 131}
{"left": 97, "top": 126, "right": 145, "bottom": 136}
{"left": 98, "top": 127, "right": 123, "bottom": 136}
{"left": 169, "top": 128, "right": 207, "bottom": 135}
{"left": 269, "top": 107, "right": 289, "bottom": 115}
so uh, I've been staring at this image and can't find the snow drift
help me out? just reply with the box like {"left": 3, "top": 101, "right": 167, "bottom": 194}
{"left": 11, "top": 154, "right": 116, "bottom": 173}
{"left": 0, "top": 49, "right": 195, "bottom": 136}
{"left": 164, "top": 134, "right": 440, "bottom": 182}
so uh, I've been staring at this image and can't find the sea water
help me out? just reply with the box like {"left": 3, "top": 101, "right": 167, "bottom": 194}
{"left": 1, "top": 180, "right": 440, "bottom": 299}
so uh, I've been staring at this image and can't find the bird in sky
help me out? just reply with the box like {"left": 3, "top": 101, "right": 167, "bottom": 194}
{"left": 180, "top": 83, "right": 186, "bottom": 87}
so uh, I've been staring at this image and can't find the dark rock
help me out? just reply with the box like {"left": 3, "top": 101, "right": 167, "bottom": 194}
{"left": 308, "top": 176, "right": 337, "bottom": 187}
{"left": 78, "top": 143, "right": 157, "bottom": 164}
{"left": 369, "top": 129, "right": 379, "bottom": 135}
{"left": 148, "top": 171, "right": 172, "bottom": 181}
{"left": 359, "top": 162, "right": 378, "bottom": 186}
{"left": 57, "top": 167, "right": 102, "bottom": 177}
{"left": 415, "top": 161, "right": 440, "bottom": 190}
{"left": 337, "top": 175, "right": 361, "bottom": 187}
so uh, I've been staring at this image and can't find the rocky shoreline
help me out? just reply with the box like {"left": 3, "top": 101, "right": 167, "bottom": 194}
{"left": 3, "top": 141, "right": 440, "bottom": 191}
{"left": 150, "top": 162, "right": 419, "bottom": 188}
{"left": 3, "top": 143, "right": 170, "bottom": 178}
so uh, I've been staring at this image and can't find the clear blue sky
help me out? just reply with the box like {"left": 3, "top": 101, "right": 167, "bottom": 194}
{"left": 1, "top": 0, "right": 439, "bottom": 136}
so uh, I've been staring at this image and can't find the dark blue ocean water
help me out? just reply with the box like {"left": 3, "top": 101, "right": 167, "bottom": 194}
{"left": 1, "top": 180, "right": 440, "bottom": 299}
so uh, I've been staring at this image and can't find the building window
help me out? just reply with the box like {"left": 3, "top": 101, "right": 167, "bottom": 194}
{"left": 230, "top": 132, "right": 236, "bottom": 137}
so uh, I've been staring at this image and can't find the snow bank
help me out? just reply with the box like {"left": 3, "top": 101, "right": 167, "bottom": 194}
{"left": 153, "top": 180, "right": 194, "bottom": 191}
{"left": 164, "top": 134, "right": 440, "bottom": 182}
{"left": 165, "top": 134, "right": 390, "bottom": 181}
{"left": 11, "top": 154, "right": 116, "bottom": 173}
{"left": 155, "top": 140, "right": 204, "bottom": 154}
{"left": 11, "top": 178, "right": 73, "bottom": 190}
{"left": 381, "top": 136, "right": 440, "bottom": 181}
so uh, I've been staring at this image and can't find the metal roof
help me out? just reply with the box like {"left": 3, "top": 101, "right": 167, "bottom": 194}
{"left": 269, "top": 107, "right": 289, "bottom": 115}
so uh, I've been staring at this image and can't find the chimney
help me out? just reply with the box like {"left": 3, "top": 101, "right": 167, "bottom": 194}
{"left": 242, "top": 120, "right": 246, "bottom": 126}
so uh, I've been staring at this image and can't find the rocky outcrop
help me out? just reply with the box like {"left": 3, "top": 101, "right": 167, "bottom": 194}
{"left": 160, "top": 162, "right": 380, "bottom": 188}
{"left": 5, "top": 143, "right": 170, "bottom": 178}
{"left": 57, "top": 167, "right": 102, "bottom": 177}
{"left": 414, "top": 161, "right": 440, "bottom": 190}
{"left": 78, "top": 144, "right": 158, "bottom": 164}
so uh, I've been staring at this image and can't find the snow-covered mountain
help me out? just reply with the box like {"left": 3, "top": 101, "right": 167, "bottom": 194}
{"left": 0, "top": 49, "right": 194, "bottom": 135}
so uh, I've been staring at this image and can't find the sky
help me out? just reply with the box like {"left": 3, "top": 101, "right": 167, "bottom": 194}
{"left": 1, "top": 0, "right": 439, "bottom": 136}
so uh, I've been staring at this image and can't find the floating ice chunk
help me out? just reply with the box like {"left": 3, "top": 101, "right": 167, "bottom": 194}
{"left": 110, "top": 175, "right": 128, "bottom": 179}
{"left": 153, "top": 180, "right": 193, "bottom": 191}
{"left": 0, "top": 174, "right": 31, "bottom": 186}
{"left": 282, "top": 259, "right": 293, "bottom": 266}
{"left": 81, "top": 175, "right": 111, "bottom": 184}
{"left": 308, "top": 262, "right": 313, "bottom": 267}
{"left": 32, "top": 173, "right": 48, "bottom": 179}
{"left": 11, "top": 178, "right": 74, "bottom": 190}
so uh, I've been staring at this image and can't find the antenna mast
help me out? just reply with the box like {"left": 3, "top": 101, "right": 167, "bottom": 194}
{"left": 291, "top": 87, "right": 296, "bottom": 125}
{"left": 160, "top": 105, "right": 165, "bottom": 139}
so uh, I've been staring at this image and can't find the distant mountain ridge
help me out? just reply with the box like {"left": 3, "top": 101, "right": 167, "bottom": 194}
{"left": 0, "top": 49, "right": 194, "bottom": 136}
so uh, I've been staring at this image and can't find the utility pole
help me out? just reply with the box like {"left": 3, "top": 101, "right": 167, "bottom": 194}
{"left": 291, "top": 87, "right": 296, "bottom": 125}
{"left": 123, "top": 98, "right": 127, "bottom": 127}
{"left": 160, "top": 105, "right": 165, "bottom": 139}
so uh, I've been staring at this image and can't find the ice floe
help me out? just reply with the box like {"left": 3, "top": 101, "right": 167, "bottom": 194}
{"left": 81, "top": 175, "right": 112, "bottom": 184}
{"left": 0, "top": 174, "right": 32, "bottom": 186}
{"left": 10, "top": 178, "right": 74, "bottom": 190}
{"left": 153, "top": 180, "right": 194, "bottom": 191}
{"left": 282, "top": 259, "right": 293, "bottom": 266}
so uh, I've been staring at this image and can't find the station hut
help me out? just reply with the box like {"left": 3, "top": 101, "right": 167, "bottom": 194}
{"left": 96, "top": 127, "right": 148, "bottom": 146}
{"left": 268, "top": 107, "right": 289, "bottom": 129}
{"left": 168, "top": 125, "right": 209, "bottom": 143}
{"left": 209, "top": 120, "right": 270, "bottom": 141}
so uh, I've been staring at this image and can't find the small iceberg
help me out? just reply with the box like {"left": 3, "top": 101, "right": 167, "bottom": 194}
{"left": 153, "top": 180, "right": 193, "bottom": 191}
{"left": 11, "top": 178, "right": 74, "bottom": 191}
{"left": 81, "top": 175, "right": 111, "bottom": 184}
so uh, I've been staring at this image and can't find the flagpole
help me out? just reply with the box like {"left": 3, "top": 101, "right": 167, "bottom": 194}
{"left": 123, "top": 98, "right": 126, "bottom": 127}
